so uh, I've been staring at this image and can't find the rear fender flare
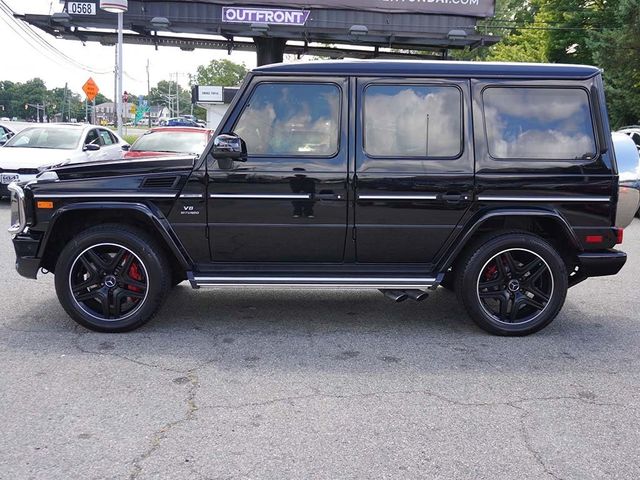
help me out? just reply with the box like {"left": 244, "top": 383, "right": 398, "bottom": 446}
{"left": 437, "top": 208, "right": 581, "bottom": 272}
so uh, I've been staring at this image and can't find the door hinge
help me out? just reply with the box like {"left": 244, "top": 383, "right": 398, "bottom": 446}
{"left": 352, "top": 227, "right": 357, "bottom": 241}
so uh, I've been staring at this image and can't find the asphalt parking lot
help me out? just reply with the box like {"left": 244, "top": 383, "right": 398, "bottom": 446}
{"left": 1, "top": 202, "right": 639, "bottom": 480}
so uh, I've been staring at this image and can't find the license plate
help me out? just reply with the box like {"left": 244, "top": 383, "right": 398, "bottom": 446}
{"left": 68, "top": 2, "right": 96, "bottom": 15}
{"left": 1, "top": 174, "right": 19, "bottom": 184}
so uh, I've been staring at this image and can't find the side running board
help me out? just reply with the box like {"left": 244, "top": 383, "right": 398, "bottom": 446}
{"left": 188, "top": 273, "right": 443, "bottom": 290}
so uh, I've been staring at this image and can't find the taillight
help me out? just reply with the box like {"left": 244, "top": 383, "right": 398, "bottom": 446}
{"left": 615, "top": 228, "right": 624, "bottom": 245}
{"left": 585, "top": 235, "right": 603, "bottom": 244}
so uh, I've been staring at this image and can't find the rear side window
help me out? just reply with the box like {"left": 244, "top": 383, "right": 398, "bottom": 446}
{"left": 363, "top": 85, "right": 462, "bottom": 158}
{"left": 99, "top": 129, "right": 114, "bottom": 146}
{"left": 483, "top": 87, "right": 597, "bottom": 160}
{"left": 234, "top": 82, "right": 341, "bottom": 157}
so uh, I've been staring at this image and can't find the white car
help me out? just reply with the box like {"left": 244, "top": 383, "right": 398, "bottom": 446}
{"left": 0, "top": 124, "right": 128, "bottom": 197}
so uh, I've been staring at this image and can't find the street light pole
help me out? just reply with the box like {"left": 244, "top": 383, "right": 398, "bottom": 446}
{"left": 100, "top": 1, "right": 128, "bottom": 137}
{"left": 117, "top": 11, "right": 124, "bottom": 137}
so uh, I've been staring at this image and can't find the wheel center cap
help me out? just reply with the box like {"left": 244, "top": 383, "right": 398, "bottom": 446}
{"left": 508, "top": 279, "right": 520, "bottom": 292}
{"left": 105, "top": 275, "right": 117, "bottom": 288}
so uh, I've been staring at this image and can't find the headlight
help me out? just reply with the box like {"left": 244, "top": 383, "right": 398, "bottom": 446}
{"left": 8, "top": 182, "right": 27, "bottom": 235}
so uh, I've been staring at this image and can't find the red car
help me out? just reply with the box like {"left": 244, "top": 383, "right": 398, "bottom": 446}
{"left": 124, "top": 127, "right": 213, "bottom": 159}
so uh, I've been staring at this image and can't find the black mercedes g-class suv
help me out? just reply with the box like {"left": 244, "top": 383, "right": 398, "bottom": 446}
{"left": 8, "top": 61, "right": 634, "bottom": 335}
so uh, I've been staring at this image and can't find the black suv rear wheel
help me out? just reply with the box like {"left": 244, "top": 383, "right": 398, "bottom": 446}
{"left": 54, "top": 225, "right": 170, "bottom": 332}
{"left": 455, "top": 232, "right": 568, "bottom": 336}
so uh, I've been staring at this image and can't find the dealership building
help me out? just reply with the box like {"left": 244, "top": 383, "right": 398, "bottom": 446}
{"left": 20, "top": 0, "right": 499, "bottom": 66}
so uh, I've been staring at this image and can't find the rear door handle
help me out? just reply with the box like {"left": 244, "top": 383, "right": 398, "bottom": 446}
{"left": 315, "top": 192, "right": 343, "bottom": 200}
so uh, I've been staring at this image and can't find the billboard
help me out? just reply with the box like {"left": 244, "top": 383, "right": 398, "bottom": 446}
{"left": 200, "top": 1, "right": 496, "bottom": 18}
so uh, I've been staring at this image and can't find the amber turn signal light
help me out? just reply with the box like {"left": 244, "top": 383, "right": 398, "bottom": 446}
{"left": 37, "top": 201, "right": 54, "bottom": 209}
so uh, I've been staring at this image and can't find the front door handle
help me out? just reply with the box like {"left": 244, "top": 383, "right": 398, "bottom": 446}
{"left": 441, "top": 192, "right": 471, "bottom": 203}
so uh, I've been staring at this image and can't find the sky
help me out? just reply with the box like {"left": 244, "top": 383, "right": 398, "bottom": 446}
{"left": 1, "top": 0, "right": 258, "bottom": 99}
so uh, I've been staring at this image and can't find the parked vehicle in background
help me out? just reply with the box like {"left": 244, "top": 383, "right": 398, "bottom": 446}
{"left": 166, "top": 117, "right": 202, "bottom": 128}
{"left": 0, "top": 124, "right": 13, "bottom": 145}
{"left": 124, "top": 127, "right": 213, "bottom": 159}
{"left": 613, "top": 132, "right": 640, "bottom": 218}
{"left": 618, "top": 126, "right": 640, "bottom": 151}
{"left": 0, "top": 124, "right": 127, "bottom": 197}
{"left": 0, "top": 121, "right": 32, "bottom": 145}
{"left": 6, "top": 60, "right": 634, "bottom": 336}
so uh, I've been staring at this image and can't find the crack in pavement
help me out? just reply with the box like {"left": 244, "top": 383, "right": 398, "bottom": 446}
{"left": 202, "top": 389, "right": 621, "bottom": 411}
{"left": 512, "top": 404, "right": 564, "bottom": 480}
{"left": 128, "top": 371, "right": 200, "bottom": 480}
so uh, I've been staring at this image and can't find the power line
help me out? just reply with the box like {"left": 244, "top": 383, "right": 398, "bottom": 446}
{"left": 0, "top": 0, "right": 111, "bottom": 74}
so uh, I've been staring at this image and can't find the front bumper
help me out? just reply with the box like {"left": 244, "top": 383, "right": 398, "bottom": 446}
{"left": 570, "top": 249, "right": 627, "bottom": 287}
{"left": 12, "top": 233, "right": 42, "bottom": 279}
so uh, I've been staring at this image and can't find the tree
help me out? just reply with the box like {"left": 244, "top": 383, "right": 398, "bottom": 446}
{"left": 193, "top": 59, "right": 248, "bottom": 87}
{"left": 589, "top": 0, "right": 640, "bottom": 128}
{"left": 149, "top": 80, "right": 192, "bottom": 117}
{"left": 94, "top": 93, "right": 112, "bottom": 105}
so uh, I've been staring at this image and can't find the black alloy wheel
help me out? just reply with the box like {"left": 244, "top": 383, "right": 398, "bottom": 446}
{"left": 476, "top": 248, "right": 553, "bottom": 324}
{"left": 456, "top": 232, "right": 568, "bottom": 336}
{"left": 55, "top": 225, "right": 171, "bottom": 332}
{"left": 69, "top": 243, "right": 149, "bottom": 321}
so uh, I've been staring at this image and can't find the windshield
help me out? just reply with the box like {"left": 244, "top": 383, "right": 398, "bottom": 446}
{"left": 131, "top": 131, "right": 208, "bottom": 154}
{"left": 4, "top": 127, "right": 82, "bottom": 150}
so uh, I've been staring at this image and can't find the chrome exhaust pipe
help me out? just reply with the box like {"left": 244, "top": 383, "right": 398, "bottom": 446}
{"left": 380, "top": 289, "right": 409, "bottom": 302}
{"left": 405, "top": 289, "right": 429, "bottom": 302}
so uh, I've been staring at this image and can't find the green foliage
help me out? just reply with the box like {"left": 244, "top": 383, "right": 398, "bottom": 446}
{"left": 193, "top": 59, "right": 248, "bottom": 87}
{"left": 0, "top": 78, "right": 107, "bottom": 121}
{"left": 465, "top": 0, "right": 640, "bottom": 128}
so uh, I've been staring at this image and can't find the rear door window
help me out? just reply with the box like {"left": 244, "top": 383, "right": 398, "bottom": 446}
{"left": 363, "top": 85, "right": 462, "bottom": 158}
{"left": 99, "top": 129, "right": 114, "bottom": 146}
{"left": 483, "top": 87, "right": 597, "bottom": 160}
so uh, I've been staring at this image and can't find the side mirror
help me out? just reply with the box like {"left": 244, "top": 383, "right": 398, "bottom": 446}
{"left": 121, "top": 144, "right": 130, "bottom": 151}
{"left": 83, "top": 143, "right": 100, "bottom": 152}
{"left": 212, "top": 133, "right": 247, "bottom": 162}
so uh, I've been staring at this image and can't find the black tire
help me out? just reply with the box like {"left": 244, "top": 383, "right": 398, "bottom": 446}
{"left": 54, "top": 224, "right": 171, "bottom": 332}
{"left": 455, "top": 232, "right": 568, "bottom": 336}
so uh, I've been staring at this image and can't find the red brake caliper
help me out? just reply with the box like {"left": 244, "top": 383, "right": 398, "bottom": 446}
{"left": 127, "top": 260, "right": 143, "bottom": 302}
{"left": 484, "top": 264, "right": 498, "bottom": 281}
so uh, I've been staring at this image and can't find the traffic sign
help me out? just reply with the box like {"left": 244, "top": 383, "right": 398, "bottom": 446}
{"left": 82, "top": 77, "right": 99, "bottom": 102}
{"left": 130, "top": 104, "right": 137, "bottom": 114}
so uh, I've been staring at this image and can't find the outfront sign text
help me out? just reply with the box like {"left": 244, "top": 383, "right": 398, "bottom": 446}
{"left": 222, "top": 7, "right": 311, "bottom": 26}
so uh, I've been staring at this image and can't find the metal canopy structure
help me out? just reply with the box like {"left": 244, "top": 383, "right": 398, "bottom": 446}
{"left": 20, "top": 0, "right": 500, "bottom": 65}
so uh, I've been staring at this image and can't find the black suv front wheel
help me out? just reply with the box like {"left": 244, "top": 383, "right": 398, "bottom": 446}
{"left": 456, "top": 233, "right": 568, "bottom": 336}
{"left": 55, "top": 225, "right": 171, "bottom": 332}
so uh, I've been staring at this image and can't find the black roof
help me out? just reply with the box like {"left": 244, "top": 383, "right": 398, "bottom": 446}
{"left": 255, "top": 60, "right": 600, "bottom": 79}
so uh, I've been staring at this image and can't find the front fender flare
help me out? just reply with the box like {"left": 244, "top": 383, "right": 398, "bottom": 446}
{"left": 38, "top": 201, "right": 193, "bottom": 269}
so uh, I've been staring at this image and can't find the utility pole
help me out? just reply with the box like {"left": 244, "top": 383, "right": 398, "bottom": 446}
{"left": 114, "top": 46, "right": 118, "bottom": 127}
{"left": 147, "top": 58, "right": 151, "bottom": 128}
{"left": 62, "top": 82, "right": 68, "bottom": 122}
{"left": 175, "top": 72, "right": 180, "bottom": 117}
